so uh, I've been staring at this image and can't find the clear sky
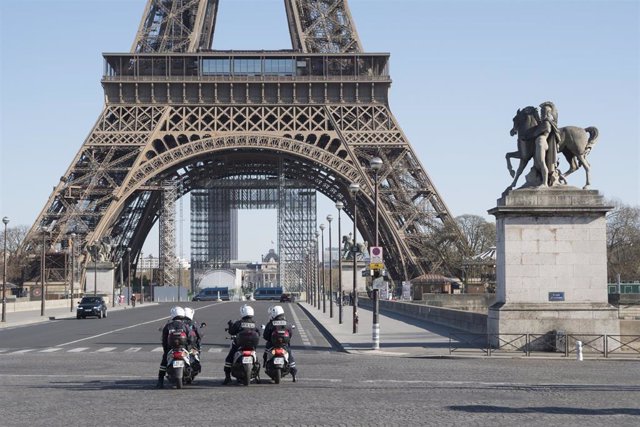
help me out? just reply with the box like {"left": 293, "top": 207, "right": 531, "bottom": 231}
{"left": 1, "top": 0, "right": 638, "bottom": 262}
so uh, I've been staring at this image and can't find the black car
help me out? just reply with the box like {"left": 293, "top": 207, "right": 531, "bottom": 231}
{"left": 76, "top": 296, "right": 108, "bottom": 319}
{"left": 279, "top": 293, "right": 294, "bottom": 303}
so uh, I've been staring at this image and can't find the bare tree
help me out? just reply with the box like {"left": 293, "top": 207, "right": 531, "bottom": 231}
{"left": 606, "top": 201, "right": 640, "bottom": 282}
{"left": 456, "top": 215, "right": 496, "bottom": 256}
{"left": 0, "top": 224, "right": 30, "bottom": 284}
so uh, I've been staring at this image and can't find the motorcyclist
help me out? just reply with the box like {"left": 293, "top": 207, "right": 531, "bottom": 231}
{"left": 156, "top": 306, "right": 190, "bottom": 389}
{"left": 183, "top": 307, "right": 202, "bottom": 350}
{"left": 223, "top": 304, "right": 259, "bottom": 385}
{"left": 263, "top": 305, "right": 297, "bottom": 382}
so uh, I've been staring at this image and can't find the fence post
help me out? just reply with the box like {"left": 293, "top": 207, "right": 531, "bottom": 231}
{"left": 604, "top": 334, "right": 608, "bottom": 358}
{"left": 526, "top": 334, "right": 530, "bottom": 357}
{"left": 576, "top": 341, "right": 583, "bottom": 361}
{"left": 487, "top": 334, "right": 491, "bottom": 357}
{"left": 564, "top": 334, "right": 569, "bottom": 357}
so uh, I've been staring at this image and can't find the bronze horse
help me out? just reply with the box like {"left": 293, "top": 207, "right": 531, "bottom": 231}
{"left": 506, "top": 106, "right": 599, "bottom": 189}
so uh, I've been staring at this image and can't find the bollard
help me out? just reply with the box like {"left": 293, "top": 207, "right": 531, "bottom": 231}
{"left": 576, "top": 340, "right": 583, "bottom": 361}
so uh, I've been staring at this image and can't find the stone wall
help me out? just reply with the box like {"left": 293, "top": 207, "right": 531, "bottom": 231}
{"left": 359, "top": 298, "right": 487, "bottom": 334}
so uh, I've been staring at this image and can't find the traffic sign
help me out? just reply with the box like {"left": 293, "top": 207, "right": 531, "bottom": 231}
{"left": 369, "top": 263, "right": 384, "bottom": 270}
{"left": 369, "top": 246, "right": 383, "bottom": 264}
{"left": 372, "top": 277, "right": 385, "bottom": 290}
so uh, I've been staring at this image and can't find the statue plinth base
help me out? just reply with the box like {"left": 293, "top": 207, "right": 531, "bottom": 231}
{"left": 487, "top": 188, "right": 618, "bottom": 347}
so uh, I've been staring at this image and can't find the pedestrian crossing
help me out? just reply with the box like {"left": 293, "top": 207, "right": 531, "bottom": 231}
{"left": 0, "top": 346, "right": 227, "bottom": 355}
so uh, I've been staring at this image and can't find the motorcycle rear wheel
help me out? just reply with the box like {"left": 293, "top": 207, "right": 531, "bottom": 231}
{"left": 242, "top": 365, "right": 251, "bottom": 386}
{"left": 274, "top": 368, "right": 281, "bottom": 384}
{"left": 176, "top": 376, "right": 183, "bottom": 389}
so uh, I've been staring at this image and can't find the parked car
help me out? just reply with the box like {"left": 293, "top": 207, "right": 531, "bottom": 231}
{"left": 253, "top": 287, "right": 283, "bottom": 301}
{"left": 279, "top": 293, "right": 294, "bottom": 303}
{"left": 76, "top": 296, "right": 108, "bottom": 319}
{"left": 192, "top": 287, "right": 230, "bottom": 301}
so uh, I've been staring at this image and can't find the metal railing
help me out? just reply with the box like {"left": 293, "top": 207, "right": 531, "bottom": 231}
{"left": 449, "top": 333, "right": 640, "bottom": 358}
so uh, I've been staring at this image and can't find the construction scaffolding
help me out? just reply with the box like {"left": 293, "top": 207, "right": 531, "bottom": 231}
{"left": 159, "top": 180, "right": 177, "bottom": 286}
{"left": 190, "top": 173, "right": 316, "bottom": 293}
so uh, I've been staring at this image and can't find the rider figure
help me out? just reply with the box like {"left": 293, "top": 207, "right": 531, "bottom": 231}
{"left": 183, "top": 307, "right": 202, "bottom": 350}
{"left": 534, "top": 101, "right": 562, "bottom": 187}
{"left": 223, "top": 304, "right": 259, "bottom": 385}
{"left": 156, "top": 306, "right": 190, "bottom": 389}
{"left": 263, "top": 305, "right": 297, "bottom": 382}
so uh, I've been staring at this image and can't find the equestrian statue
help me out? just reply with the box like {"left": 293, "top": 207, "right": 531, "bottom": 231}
{"left": 505, "top": 101, "right": 598, "bottom": 190}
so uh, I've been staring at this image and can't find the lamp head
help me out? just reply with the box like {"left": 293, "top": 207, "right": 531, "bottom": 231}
{"left": 319, "top": 224, "right": 325, "bottom": 231}
{"left": 335, "top": 201, "right": 344, "bottom": 211}
{"left": 369, "top": 157, "right": 383, "bottom": 171}
{"left": 2, "top": 217, "right": 8, "bottom": 226}
{"left": 348, "top": 183, "right": 360, "bottom": 195}
{"left": 326, "top": 214, "right": 333, "bottom": 222}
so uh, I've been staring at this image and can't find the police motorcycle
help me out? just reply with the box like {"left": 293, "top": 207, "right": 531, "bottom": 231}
{"left": 262, "top": 322, "right": 295, "bottom": 384}
{"left": 165, "top": 326, "right": 191, "bottom": 389}
{"left": 183, "top": 308, "right": 206, "bottom": 385}
{"left": 226, "top": 321, "right": 261, "bottom": 386}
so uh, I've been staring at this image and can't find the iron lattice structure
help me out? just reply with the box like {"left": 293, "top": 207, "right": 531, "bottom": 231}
{"left": 20, "top": 0, "right": 466, "bottom": 286}
{"left": 159, "top": 180, "right": 177, "bottom": 286}
{"left": 190, "top": 174, "right": 316, "bottom": 292}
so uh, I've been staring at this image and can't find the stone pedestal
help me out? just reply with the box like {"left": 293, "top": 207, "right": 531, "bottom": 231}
{"left": 340, "top": 261, "right": 368, "bottom": 292}
{"left": 487, "top": 188, "right": 619, "bottom": 348}
{"left": 85, "top": 262, "right": 115, "bottom": 296}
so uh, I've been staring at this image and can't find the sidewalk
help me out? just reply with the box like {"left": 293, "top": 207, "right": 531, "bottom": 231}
{"left": 298, "top": 300, "right": 455, "bottom": 358}
{"left": 0, "top": 302, "right": 154, "bottom": 329}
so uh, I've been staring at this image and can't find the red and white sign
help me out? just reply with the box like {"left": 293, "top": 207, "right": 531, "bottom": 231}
{"left": 369, "top": 246, "right": 383, "bottom": 264}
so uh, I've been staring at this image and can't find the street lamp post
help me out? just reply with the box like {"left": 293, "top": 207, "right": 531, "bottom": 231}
{"left": 314, "top": 232, "right": 320, "bottom": 310}
{"left": 70, "top": 233, "right": 76, "bottom": 312}
{"left": 327, "top": 214, "right": 334, "bottom": 318}
{"left": 41, "top": 229, "right": 48, "bottom": 317}
{"left": 126, "top": 248, "right": 131, "bottom": 306}
{"left": 139, "top": 251, "right": 144, "bottom": 305}
{"left": 93, "top": 241, "right": 98, "bottom": 296}
{"left": 348, "top": 183, "right": 360, "bottom": 333}
{"left": 335, "top": 201, "right": 344, "bottom": 324}
{"left": 2, "top": 217, "right": 9, "bottom": 323}
{"left": 304, "top": 249, "right": 309, "bottom": 303}
{"left": 370, "top": 156, "right": 383, "bottom": 350}
{"left": 319, "top": 224, "right": 326, "bottom": 313}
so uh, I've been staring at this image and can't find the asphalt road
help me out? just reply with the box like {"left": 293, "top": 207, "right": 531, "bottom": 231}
{"left": 1, "top": 302, "right": 639, "bottom": 426}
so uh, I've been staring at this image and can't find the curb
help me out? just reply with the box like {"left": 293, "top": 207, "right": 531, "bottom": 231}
{"left": 296, "top": 302, "right": 347, "bottom": 353}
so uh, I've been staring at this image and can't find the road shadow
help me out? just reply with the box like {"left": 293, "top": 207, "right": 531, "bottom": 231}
{"left": 28, "top": 377, "right": 300, "bottom": 391}
{"left": 449, "top": 404, "right": 640, "bottom": 416}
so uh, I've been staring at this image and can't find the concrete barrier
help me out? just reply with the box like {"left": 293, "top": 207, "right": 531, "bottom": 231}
{"left": 6, "top": 296, "right": 112, "bottom": 313}
{"left": 360, "top": 298, "right": 488, "bottom": 334}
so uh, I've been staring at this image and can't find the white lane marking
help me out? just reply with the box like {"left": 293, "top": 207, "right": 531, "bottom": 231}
{"left": 124, "top": 347, "right": 142, "bottom": 353}
{"left": 95, "top": 347, "right": 117, "bottom": 353}
{"left": 40, "top": 348, "right": 63, "bottom": 353}
{"left": 151, "top": 347, "right": 163, "bottom": 352}
{"left": 289, "top": 304, "right": 313, "bottom": 348}
{"left": 0, "top": 349, "right": 9, "bottom": 353}
{"left": 11, "top": 349, "right": 35, "bottom": 354}
{"left": 207, "top": 348, "right": 222, "bottom": 353}
{"left": 55, "top": 303, "right": 220, "bottom": 347}
{"left": 67, "top": 347, "right": 90, "bottom": 353}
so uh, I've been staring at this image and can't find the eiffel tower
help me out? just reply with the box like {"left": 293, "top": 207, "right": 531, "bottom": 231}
{"left": 21, "top": 0, "right": 465, "bottom": 288}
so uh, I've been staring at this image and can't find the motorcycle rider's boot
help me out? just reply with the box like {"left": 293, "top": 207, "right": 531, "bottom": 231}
{"left": 222, "top": 368, "right": 232, "bottom": 385}
{"left": 156, "top": 372, "right": 165, "bottom": 389}
{"left": 291, "top": 367, "right": 297, "bottom": 383}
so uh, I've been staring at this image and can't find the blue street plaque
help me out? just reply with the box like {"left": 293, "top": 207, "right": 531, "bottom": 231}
{"left": 548, "top": 292, "right": 565, "bottom": 302}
